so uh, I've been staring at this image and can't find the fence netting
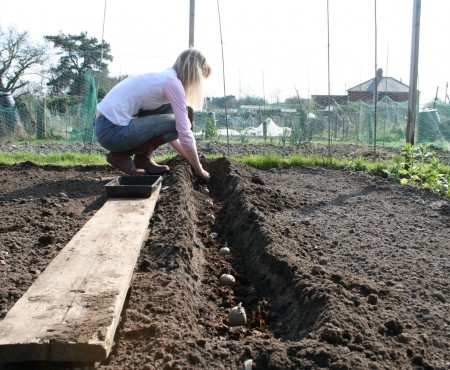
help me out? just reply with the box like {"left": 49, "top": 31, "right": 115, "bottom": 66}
{"left": 1, "top": 72, "right": 450, "bottom": 151}
{"left": 0, "top": 72, "right": 97, "bottom": 144}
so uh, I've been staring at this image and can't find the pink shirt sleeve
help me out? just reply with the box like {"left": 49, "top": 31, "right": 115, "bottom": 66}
{"left": 162, "top": 76, "right": 196, "bottom": 151}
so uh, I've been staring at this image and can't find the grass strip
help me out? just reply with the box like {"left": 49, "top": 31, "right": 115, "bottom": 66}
{"left": 0, "top": 149, "right": 448, "bottom": 198}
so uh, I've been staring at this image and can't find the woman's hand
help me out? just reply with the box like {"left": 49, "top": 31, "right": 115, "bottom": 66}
{"left": 178, "top": 144, "right": 210, "bottom": 182}
{"left": 196, "top": 168, "right": 210, "bottom": 182}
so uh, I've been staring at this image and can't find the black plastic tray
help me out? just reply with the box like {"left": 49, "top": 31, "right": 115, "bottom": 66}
{"left": 105, "top": 175, "right": 162, "bottom": 198}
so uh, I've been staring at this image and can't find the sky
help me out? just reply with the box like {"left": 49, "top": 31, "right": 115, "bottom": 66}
{"left": 1, "top": 0, "right": 450, "bottom": 105}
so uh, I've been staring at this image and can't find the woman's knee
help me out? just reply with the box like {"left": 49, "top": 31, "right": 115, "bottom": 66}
{"left": 162, "top": 132, "right": 178, "bottom": 143}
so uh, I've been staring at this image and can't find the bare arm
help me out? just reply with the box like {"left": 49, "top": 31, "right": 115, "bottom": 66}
{"left": 169, "top": 140, "right": 189, "bottom": 161}
{"left": 169, "top": 140, "right": 210, "bottom": 181}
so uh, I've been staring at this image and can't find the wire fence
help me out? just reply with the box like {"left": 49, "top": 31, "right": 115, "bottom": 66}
{"left": 2, "top": 83, "right": 450, "bottom": 152}
{"left": 0, "top": 72, "right": 98, "bottom": 144}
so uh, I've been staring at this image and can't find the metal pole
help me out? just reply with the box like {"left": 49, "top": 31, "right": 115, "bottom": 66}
{"left": 406, "top": 0, "right": 421, "bottom": 145}
{"left": 189, "top": 0, "right": 195, "bottom": 47}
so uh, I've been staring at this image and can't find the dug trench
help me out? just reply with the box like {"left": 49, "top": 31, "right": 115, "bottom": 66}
{"left": 0, "top": 155, "right": 449, "bottom": 369}
{"left": 97, "top": 156, "right": 450, "bottom": 370}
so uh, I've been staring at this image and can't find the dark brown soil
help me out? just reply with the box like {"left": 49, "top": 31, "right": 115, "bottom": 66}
{"left": 0, "top": 144, "right": 449, "bottom": 370}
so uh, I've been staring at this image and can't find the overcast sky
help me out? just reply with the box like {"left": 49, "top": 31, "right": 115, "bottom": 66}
{"left": 1, "top": 0, "right": 449, "bottom": 105}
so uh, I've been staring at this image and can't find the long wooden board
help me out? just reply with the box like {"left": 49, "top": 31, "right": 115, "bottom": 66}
{"left": 0, "top": 183, "right": 161, "bottom": 363}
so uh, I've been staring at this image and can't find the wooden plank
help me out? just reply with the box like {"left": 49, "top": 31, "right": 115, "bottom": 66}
{"left": 0, "top": 184, "right": 161, "bottom": 363}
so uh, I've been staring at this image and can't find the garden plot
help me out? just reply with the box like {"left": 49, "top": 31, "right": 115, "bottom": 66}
{"left": 0, "top": 156, "right": 449, "bottom": 370}
{"left": 0, "top": 183, "right": 161, "bottom": 362}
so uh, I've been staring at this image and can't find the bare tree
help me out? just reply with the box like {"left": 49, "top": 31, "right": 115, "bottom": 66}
{"left": 0, "top": 26, "right": 48, "bottom": 95}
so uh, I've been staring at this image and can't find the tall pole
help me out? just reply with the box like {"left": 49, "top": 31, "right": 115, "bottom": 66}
{"left": 262, "top": 69, "right": 266, "bottom": 113}
{"left": 90, "top": 0, "right": 108, "bottom": 154}
{"left": 326, "top": 0, "right": 331, "bottom": 157}
{"left": 373, "top": 0, "right": 378, "bottom": 155}
{"left": 189, "top": 0, "right": 195, "bottom": 47}
{"left": 445, "top": 82, "right": 449, "bottom": 103}
{"left": 216, "top": 0, "right": 229, "bottom": 155}
{"left": 383, "top": 42, "right": 389, "bottom": 147}
{"left": 262, "top": 69, "right": 267, "bottom": 144}
{"left": 406, "top": 0, "right": 421, "bottom": 145}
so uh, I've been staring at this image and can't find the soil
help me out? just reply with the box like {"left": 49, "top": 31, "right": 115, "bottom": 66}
{"left": 0, "top": 142, "right": 449, "bottom": 370}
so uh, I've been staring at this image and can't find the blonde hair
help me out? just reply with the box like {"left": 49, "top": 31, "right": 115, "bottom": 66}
{"left": 173, "top": 48, "right": 211, "bottom": 110}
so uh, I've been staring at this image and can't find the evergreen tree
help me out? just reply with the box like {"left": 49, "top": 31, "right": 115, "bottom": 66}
{"left": 44, "top": 32, "right": 112, "bottom": 96}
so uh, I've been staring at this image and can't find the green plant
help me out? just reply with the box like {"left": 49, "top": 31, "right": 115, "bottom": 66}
{"left": 279, "top": 128, "right": 289, "bottom": 147}
{"left": 239, "top": 132, "right": 249, "bottom": 144}
{"left": 388, "top": 143, "right": 450, "bottom": 196}
{"left": 289, "top": 115, "right": 305, "bottom": 150}
{"left": 204, "top": 116, "right": 217, "bottom": 139}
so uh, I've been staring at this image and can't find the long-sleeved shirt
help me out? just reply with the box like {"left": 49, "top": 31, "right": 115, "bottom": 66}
{"left": 96, "top": 67, "right": 195, "bottom": 150}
